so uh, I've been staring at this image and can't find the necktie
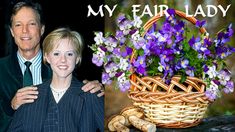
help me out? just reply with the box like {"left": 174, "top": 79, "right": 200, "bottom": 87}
{"left": 23, "top": 61, "right": 33, "bottom": 86}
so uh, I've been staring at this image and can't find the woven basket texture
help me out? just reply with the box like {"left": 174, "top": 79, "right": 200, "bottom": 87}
{"left": 128, "top": 10, "right": 210, "bottom": 128}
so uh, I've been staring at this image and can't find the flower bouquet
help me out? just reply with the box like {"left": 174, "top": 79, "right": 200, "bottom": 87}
{"left": 90, "top": 9, "right": 235, "bottom": 128}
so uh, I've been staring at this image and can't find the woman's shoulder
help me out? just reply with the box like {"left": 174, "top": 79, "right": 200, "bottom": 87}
{"left": 70, "top": 78, "right": 95, "bottom": 98}
{"left": 36, "top": 79, "right": 51, "bottom": 94}
{"left": 69, "top": 77, "right": 84, "bottom": 92}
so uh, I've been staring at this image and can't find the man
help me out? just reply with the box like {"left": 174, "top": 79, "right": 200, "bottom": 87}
{"left": 0, "top": 1, "right": 104, "bottom": 131}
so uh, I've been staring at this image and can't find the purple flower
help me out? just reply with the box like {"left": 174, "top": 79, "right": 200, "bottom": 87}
{"left": 167, "top": 8, "right": 176, "bottom": 16}
{"left": 118, "top": 18, "right": 132, "bottom": 35}
{"left": 92, "top": 48, "right": 105, "bottom": 66}
{"left": 218, "top": 69, "right": 231, "bottom": 85}
{"left": 92, "top": 54, "right": 103, "bottom": 67}
{"left": 203, "top": 65, "right": 209, "bottom": 72}
{"left": 205, "top": 80, "right": 219, "bottom": 100}
{"left": 224, "top": 81, "right": 234, "bottom": 93}
{"left": 117, "top": 14, "right": 126, "bottom": 23}
{"left": 174, "top": 21, "right": 184, "bottom": 31}
{"left": 189, "top": 36, "right": 201, "bottom": 51}
{"left": 121, "top": 46, "right": 133, "bottom": 57}
{"left": 216, "top": 46, "right": 231, "bottom": 59}
{"left": 188, "top": 36, "right": 195, "bottom": 47}
{"left": 162, "top": 66, "right": 174, "bottom": 84}
{"left": 132, "top": 33, "right": 145, "bottom": 49}
{"left": 161, "top": 49, "right": 174, "bottom": 62}
{"left": 205, "top": 90, "right": 217, "bottom": 101}
{"left": 195, "top": 20, "right": 206, "bottom": 28}
{"left": 100, "top": 46, "right": 107, "bottom": 52}
{"left": 181, "top": 59, "right": 189, "bottom": 68}
{"left": 186, "top": 66, "right": 195, "bottom": 77}
{"left": 204, "top": 38, "right": 212, "bottom": 47}
{"left": 115, "top": 30, "right": 126, "bottom": 45}
{"left": 104, "top": 35, "right": 118, "bottom": 52}
{"left": 136, "top": 66, "right": 146, "bottom": 76}
{"left": 161, "top": 23, "right": 174, "bottom": 36}
{"left": 104, "top": 62, "right": 118, "bottom": 78}
{"left": 158, "top": 33, "right": 172, "bottom": 45}
{"left": 133, "top": 56, "right": 146, "bottom": 68}
{"left": 102, "top": 72, "right": 112, "bottom": 85}
{"left": 113, "top": 48, "right": 121, "bottom": 56}
{"left": 117, "top": 73, "right": 131, "bottom": 91}
{"left": 126, "top": 47, "right": 133, "bottom": 55}
{"left": 227, "top": 23, "right": 233, "bottom": 37}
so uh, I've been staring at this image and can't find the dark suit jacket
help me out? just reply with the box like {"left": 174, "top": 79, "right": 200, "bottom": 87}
{"left": 7, "top": 78, "right": 104, "bottom": 132}
{"left": 0, "top": 52, "right": 52, "bottom": 132}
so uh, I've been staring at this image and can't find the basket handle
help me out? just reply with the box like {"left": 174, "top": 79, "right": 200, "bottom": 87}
{"left": 143, "top": 9, "right": 207, "bottom": 34}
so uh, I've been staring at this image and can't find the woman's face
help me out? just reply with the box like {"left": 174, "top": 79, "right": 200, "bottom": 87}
{"left": 45, "top": 38, "right": 79, "bottom": 79}
{"left": 10, "top": 7, "right": 44, "bottom": 56}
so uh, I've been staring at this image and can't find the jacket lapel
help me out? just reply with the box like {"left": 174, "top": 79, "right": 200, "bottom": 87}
{"left": 61, "top": 78, "right": 84, "bottom": 125}
{"left": 41, "top": 60, "right": 52, "bottom": 82}
{"left": 9, "top": 53, "right": 23, "bottom": 87}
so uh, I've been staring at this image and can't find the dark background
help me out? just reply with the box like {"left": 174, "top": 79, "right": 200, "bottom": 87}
{"left": 0, "top": 0, "right": 104, "bottom": 81}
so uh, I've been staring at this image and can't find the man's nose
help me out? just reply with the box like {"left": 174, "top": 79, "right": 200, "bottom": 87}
{"left": 22, "top": 25, "right": 29, "bottom": 33}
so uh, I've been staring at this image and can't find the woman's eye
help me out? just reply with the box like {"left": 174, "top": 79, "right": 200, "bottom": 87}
{"left": 67, "top": 52, "right": 74, "bottom": 56}
{"left": 53, "top": 53, "right": 59, "bottom": 56}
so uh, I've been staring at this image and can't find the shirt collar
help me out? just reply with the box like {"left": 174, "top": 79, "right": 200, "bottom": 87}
{"left": 17, "top": 50, "right": 42, "bottom": 66}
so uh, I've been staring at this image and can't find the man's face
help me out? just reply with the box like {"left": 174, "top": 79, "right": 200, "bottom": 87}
{"left": 10, "top": 7, "right": 44, "bottom": 55}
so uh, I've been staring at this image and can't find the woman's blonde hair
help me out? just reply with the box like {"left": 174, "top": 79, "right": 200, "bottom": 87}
{"left": 42, "top": 27, "right": 84, "bottom": 65}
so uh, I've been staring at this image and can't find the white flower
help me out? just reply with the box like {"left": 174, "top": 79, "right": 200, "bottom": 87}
{"left": 96, "top": 47, "right": 105, "bottom": 58}
{"left": 119, "top": 58, "right": 129, "bottom": 71}
{"left": 158, "top": 34, "right": 166, "bottom": 42}
{"left": 105, "top": 63, "right": 118, "bottom": 78}
{"left": 104, "top": 37, "right": 117, "bottom": 52}
{"left": 218, "top": 70, "right": 230, "bottom": 85}
{"left": 206, "top": 65, "right": 217, "bottom": 78}
{"left": 117, "top": 73, "right": 127, "bottom": 83}
{"left": 208, "top": 80, "right": 220, "bottom": 96}
{"left": 131, "top": 30, "right": 141, "bottom": 41}
{"left": 133, "top": 16, "right": 142, "bottom": 28}
{"left": 119, "top": 20, "right": 132, "bottom": 35}
{"left": 94, "top": 32, "right": 104, "bottom": 45}
{"left": 158, "top": 63, "right": 164, "bottom": 72}
{"left": 117, "top": 73, "right": 130, "bottom": 91}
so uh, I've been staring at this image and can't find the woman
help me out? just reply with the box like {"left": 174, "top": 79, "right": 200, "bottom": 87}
{"left": 8, "top": 28, "right": 104, "bottom": 132}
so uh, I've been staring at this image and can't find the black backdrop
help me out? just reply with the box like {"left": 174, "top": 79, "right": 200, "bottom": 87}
{"left": 0, "top": 0, "right": 104, "bottom": 81}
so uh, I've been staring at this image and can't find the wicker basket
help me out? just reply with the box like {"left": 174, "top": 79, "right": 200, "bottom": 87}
{"left": 128, "top": 10, "right": 210, "bottom": 128}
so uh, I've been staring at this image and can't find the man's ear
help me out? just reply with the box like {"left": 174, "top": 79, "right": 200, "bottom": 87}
{"left": 9, "top": 26, "right": 14, "bottom": 37}
{"left": 41, "top": 25, "right": 45, "bottom": 36}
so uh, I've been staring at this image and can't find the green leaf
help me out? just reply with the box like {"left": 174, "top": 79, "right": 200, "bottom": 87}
{"left": 180, "top": 73, "right": 186, "bottom": 83}
{"left": 182, "top": 41, "right": 190, "bottom": 52}
{"left": 89, "top": 44, "right": 98, "bottom": 51}
{"left": 138, "top": 49, "right": 144, "bottom": 56}
{"left": 105, "top": 32, "right": 112, "bottom": 37}
{"left": 224, "top": 111, "right": 233, "bottom": 116}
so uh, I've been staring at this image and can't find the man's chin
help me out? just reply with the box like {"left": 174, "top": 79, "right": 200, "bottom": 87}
{"left": 20, "top": 47, "right": 39, "bottom": 53}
